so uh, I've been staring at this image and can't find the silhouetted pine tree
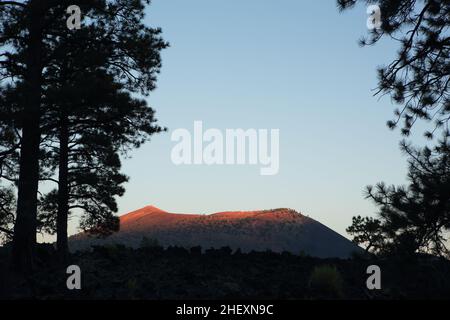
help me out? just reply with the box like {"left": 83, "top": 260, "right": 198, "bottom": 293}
{"left": 0, "top": 85, "right": 21, "bottom": 244}
{"left": 0, "top": 0, "right": 49, "bottom": 271}
{"left": 0, "top": 0, "right": 167, "bottom": 269}
{"left": 347, "top": 133, "right": 450, "bottom": 257}
{"left": 38, "top": 70, "right": 165, "bottom": 260}
{"left": 338, "top": 0, "right": 450, "bottom": 138}
{"left": 41, "top": 1, "right": 166, "bottom": 261}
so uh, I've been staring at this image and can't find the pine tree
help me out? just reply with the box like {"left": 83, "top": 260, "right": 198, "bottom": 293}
{"left": 347, "top": 134, "right": 450, "bottom": 257}
{"left": 0, "top": 0, "right": 168, "bottom": 269}
{"left": 0, "top": 87, "right": 20, "bottom": 243}
{"left": 39, "top": 70, "right": 165, "bottom": 261}
{"left": 0, "top": 0, "right": 49, "bottom": 271}
{"left": 41, "top": 1, "right": 166, "bottom": 261}
{"left": 338, "top": 0, "right": 450, "bottom": 138}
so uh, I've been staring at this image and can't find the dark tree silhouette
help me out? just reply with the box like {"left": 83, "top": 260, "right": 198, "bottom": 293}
{"left": 348, "top": 134, "right": 450, "bottom": 257}
{"left": 39, "top": 71, "right": 165, "bottom": 260}
{"left": 0, "top": 87, "right": 19, "bottom": 243}
{"left": 0, "top": 0, "right": 48, "bottom": 271}
{"left": 0, "top": 0, "right": 167, "bottom": 269}
{"left": 346, "top": 216, "right": 384, "bottom": 254}
{"left": 41, "top": 1, "right": 166, "bottom": 261}
{"left": 338, "top": 0, "right": 450, "bottom": 138}
{"left": 0, "top": 186, "right": 15, "bottom": 242}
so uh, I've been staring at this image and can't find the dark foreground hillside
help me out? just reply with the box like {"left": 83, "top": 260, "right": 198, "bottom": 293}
{"left": 1, "top": 244, "right": 450, "bottom": 299}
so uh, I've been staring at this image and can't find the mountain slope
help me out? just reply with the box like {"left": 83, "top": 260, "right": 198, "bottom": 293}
{"left": 69, "top": 206, "right": 362, "bottom": 258}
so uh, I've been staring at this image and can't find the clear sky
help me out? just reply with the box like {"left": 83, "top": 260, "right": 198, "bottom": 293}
{"left": 62, "top": 0, "right": 431, "bottom": 240}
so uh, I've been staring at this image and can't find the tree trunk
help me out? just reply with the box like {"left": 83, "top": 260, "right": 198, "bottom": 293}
{"left": 12, "top": 0, "right": 45, "bottom": 272}
{"left": 56, "top": 114, "right": 69, "bottom": 262}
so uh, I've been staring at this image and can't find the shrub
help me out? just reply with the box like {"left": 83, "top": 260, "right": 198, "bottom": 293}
{"left": 308, "top": 265, "right": 344, "bottom": 299}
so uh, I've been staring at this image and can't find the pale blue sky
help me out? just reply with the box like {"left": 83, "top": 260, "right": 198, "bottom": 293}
{"left": 62, "top": 1, "right": 431, "bottom": 240}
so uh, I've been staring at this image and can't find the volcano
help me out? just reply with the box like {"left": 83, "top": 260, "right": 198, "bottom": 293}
{"left": 69, "top": 206, "right": 362, "bottom": 258}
